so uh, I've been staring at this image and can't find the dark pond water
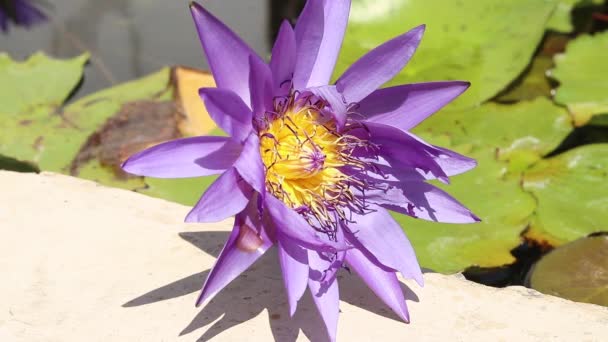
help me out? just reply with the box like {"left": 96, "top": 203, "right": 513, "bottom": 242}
{"left": 0, "top": 0, "right": 279, "bottom": 99}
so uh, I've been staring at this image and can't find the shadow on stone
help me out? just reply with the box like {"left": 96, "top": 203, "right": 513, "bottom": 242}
{"left": 123, "top": 230, "right": 420, "bottom": 342}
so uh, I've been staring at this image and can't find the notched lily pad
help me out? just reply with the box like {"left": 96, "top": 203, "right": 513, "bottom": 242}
{"left": 550, "top": 31, "right": 608, "bottom": 126}
{"left": 528, "top": 234, "right": 608, "bottom": 306}
{"left": 495, "top": 56, "right": 554, "bottom": 103}
{"left": 546, "top": 0, "right": 603, "bottom": 32}
{"left": 338, "top": 0, "right": 557, "bottom": 109}
{"left": 523, "top": 144, "right": 608, "bottom": 243}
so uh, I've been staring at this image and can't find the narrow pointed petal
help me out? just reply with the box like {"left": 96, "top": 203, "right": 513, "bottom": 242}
{"left": 432, "top": 146, "right": 477, "bottom": 177}
{"left": 185, "top": 168, "right": 253, "bottom": 223}
{"left": 352, "top": 122, "right": 449, "bottom": 183}
{"left": 293, "top": 0, "right": 351, "bottom": 89}
{"left": 264, "top": 195, "right": 349, "bottom": 250}
{"left": 277, "top": 237, "right": 309, "bottom": 316}
{"left": 348, "top": 207, "right": 423, "bottom": 286}
{"left": 196, "top": 203, "right": 272, "bottom": 306}
{"left": 270, "top": 20, "right": 297, "bottom": 93}
{"left": 122, "top": 136, "right": 241, "bottom": 178}
{"left": 249, "top": 55, "right": 274, "bottom": 119}
{"left": 199, "top": 88, "right": 253, "bottom": 142}
{"left": 306, "top": 85, "right": 347, "bottom": 129}
{"left": 308, "top": 277, "right": 340, "bottom": 342}
{"left": 190, "top": 2, "right": 263, "bottom": 105}
{"left": 308, "top": 247, "right": 345, "bottom": 292}
{"left": 336, "top": 25, "right": 425, "bottom": 103}
{"left": 358, "top": 81, "right": 470, "bottom": 130}
{"left": 233, "top": 133, "right": 266, "bottom": 193}
{"left": 364, "top": 181, "right": 480, "bottom": 224}
{"left": 345, "top": 247, "right": 410, "bottom": 322}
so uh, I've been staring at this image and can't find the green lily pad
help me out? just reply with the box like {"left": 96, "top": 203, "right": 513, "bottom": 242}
{"left": 546, "top": 0, "right": 603, "bottom": 32}
{"left": 0, "top": 53, "right": 218, "bottom": 206}
{"left": 415, "top": 98, "right": 573, "bottom": 171}
{"left": 529, "top": 235, "right": 608, "bottom": 306}
{"left": 495, "top": 56, "right": 554, "bottom": 103}
{"left": 338, "top": 0, "right": 556, "bottom": 110}
{"left": 550, "top": 31, "right": 608, "bottom": 126}
{"left": 396, "top": 148, "right": 536, "bottom": 273}
{"left": 523, "top": 144, "right": 608, "bottom": 243}
{"left": 403, "top": 98, "right": 574, "bottom": 273}
{"left": 139, "top": 176, "right": 218, "bottom": 207}
{"left": 0, "top": 52, "right": 88, "bottom": 115}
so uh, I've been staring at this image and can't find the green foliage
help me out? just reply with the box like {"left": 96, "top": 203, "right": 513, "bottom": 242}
{"left": 546, "top": 0, "right": 604, "bottom": 33}
{"left": 401, "top": 98, "right": 575, "bottom": 272}
{"left": 338, "top": 0, "right": 557, "bottom": 109}
{"left": 550, "top": 31, "right": 608, "bottom": 126}
{"left": 529, "top": 235, "right": 608, "bottom": 306}
{"left": 397, "top": 148, "right": 535, "bottom": 273}
{"left": 523, "top": 145, "right": 608, "bottom": 242}
{"left": 0, "top": 54, "right": 213, "bottom": 206}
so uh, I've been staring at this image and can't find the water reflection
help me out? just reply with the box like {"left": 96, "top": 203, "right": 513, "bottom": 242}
{"left": 0, "top": 0, "right": 270, "bottom": 99}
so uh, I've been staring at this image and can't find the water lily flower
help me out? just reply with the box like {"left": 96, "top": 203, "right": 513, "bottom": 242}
{"left": 123, "top": 0, "right": 479, "bottom": 340}
{"left": 0, "top": 0, "right": 47, "bottom": 32}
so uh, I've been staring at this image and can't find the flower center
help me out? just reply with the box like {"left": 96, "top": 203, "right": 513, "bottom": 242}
{"left": 258, "top": 93, "right": 371, "bottom": 235}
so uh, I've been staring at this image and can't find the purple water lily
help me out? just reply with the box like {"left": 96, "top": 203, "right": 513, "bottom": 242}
{"left": 123, "top": 1, "right": 479, "bottom": 340}
{"left": 0, "top": 0, "right": 47, "bottom": 32}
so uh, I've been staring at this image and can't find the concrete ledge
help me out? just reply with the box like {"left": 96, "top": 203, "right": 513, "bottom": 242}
{"left": 1, "top": 171, "right": 606, "bottom": 341}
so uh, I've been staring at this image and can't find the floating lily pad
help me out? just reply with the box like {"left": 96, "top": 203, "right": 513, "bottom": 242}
{"left": 550, "top": 31, "right": 608, "bottom": 126}
{"left": 0, "top": 52, "right": 88, "bottom": 115}
{"left": 395, "top": 148, "right": 536, "bottom": 274}
{"left": 0, "top": 53, "right": 219, "bottom": 206}
{"left": 338, "top": 0, "right": 556, "bottom": 109}
{"left": 546, "top": 0, "right": 603, "bottom": 32}
{"left": 495, "top": 57, "right": 554, "bottom": 103}
{"left": 523, "top": 144, "right": 608, "bottom": 243}
{"left": 529, "top": 235, "right": 608, "bottom": 306}
{"left": 415, "top": 98, "right": 572, "bottom": 171}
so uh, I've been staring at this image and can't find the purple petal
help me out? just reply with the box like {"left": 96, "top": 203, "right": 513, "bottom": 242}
{"left": 432, "top": 146, "right": 477, "bottom": 177}
{"left": 308, "top": 276, "right": 340, "bottom": 342}
{"left": 293, "top": 0, "right": 351, "bottom": 89}
{"left": 13, "top": 0, "right": 46, "bottom": 28}
{"left": 270, "top": 20, "right": 297, "bottom": 94}
{"left": 277, "top": 237, "right": 309, "bottom": 316}
{"left": 352, "top": 121, "right": 449, "bottom": 183}
{"left": 306, "top": 85, "right": 347, "bottom": 129}
{"left": 358, "top": 81, "right": 470, "bottom": 130}
{"left": 345, "top": 247, "right": 410, "bottom": 322}
{"left": 336, "top": 25, "right": 425, "bottom": 103}
{"left": 196, "top": 201, "right": 273, "bottom": 306}
{"left": 121, "top": 136, "right": 241, "bottom": 178}
{"left": 264, "top": 195, "right": 350, "bottom": 250}
{"left": 190, "top": 2, "right": 263, "bottom": 106}
{"left": 185, "top": 168, "right": 253, "bottom": 223}
{"left": 347, "top": 207, "right": 423, "bottom": 286}
{"left": 364, "top": 181, "right": 480, "bottom": 224}
{"left": 0, "top": 8, "right": 8, "bottom": 32}
{"left": 199, "top": 88, "right": 253, "bottom": 142}
{"left": 308, "top": 247, "right": 345, "bottom": 292}
{"left": 233, "top": 133, "right": 266, "bottom": 194}
{"left": 248, "top": 55, "right": 274, "bottom": 119}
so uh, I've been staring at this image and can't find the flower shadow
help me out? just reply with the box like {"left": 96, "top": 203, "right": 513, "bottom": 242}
{"left": 123, "top": 230, "right": 419, "bottom": 342}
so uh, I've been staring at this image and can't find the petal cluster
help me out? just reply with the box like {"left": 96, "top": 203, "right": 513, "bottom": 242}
{"left": 0, "top": 0, "right": 47, "bottom": 33}
{"left": 122, "top": 1, "right": 479, "bottom": 340}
